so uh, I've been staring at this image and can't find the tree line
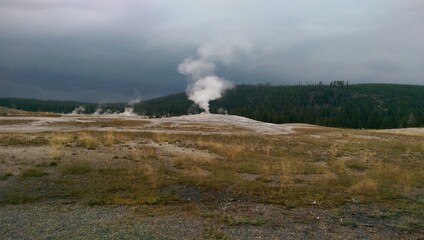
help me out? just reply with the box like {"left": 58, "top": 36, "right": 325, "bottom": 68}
{"left": 1, "top": 82, "right": 423, "bottom": 129}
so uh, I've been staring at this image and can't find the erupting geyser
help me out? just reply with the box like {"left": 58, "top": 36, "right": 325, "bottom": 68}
{"left": 178, "top": 50, "right": 234, "bottom": 113}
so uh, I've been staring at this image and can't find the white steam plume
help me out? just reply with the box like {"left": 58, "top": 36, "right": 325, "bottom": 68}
{"left": 119, "top": 107, "right": 137, "bottom": 116}
{"left": 120, "top": 89, "right": 141, "bottom": 116}
{"left": 128, "top": 89, "right": 141, "bottom": 105}
{"left": 71, "top": 106, "right": 85, "bottom": 115}
{"left": 93, "top": 107, "right": 102, "bottom": 115}
{"left": 187, "top": 76, "right": 234, "bottom": 112}
{"left": 178, "top": 57, "right": 215, "bottom": 80}
{"left": 178, "top": 49, "right": 234, "bottom": 113}
{"left": 197, "top": 39, "right": 253, "bottom": 65}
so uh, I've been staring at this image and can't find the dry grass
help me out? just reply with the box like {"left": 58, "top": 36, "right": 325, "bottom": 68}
{"left": 1, "top": 118, "right": 423, "bottom": 239}
{"left": 75, "top": 132, "right": 99, "bottom": 150}
{"left": 0, "top": 133, "right": 48, "bottom": 146}
{"left": 0, "top": 119, "right": 36, "bottom": 125}
{"left": 0, "top": 122, "right": 423, "bottom": 216}
{"left": 20, "top": 168, "right": 49, "bottom": 178}
{"left": 51, "top": 118, "right": 149, "bottom": 128}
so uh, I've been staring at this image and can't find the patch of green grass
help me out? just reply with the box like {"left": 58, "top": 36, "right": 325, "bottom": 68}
{"left": 1, "top": 172, "right": 13, "bottom": 180}
{"left": 340, "top": 218, "right": 358, "bottom": 228}
{"left": 298, "top": 163, "right": 327, "bottom": 174}
{"left": 56, "top": 166, "right": 170, "bottom": 206}
{"left": 368, "top": 208, "right": 403, "bottom": 219}
{"left": 329, "top": 208, "right": 343, "bottom": 218}
{"left": 418, "top": 196, "right": 424, "bottom": 205}
{"left": 223, "top": 215, "right": 267, "bottom": 226}
{"left": 202, "top": 228, "right": 232, "bottom": 240}
{"left": 85, "top": 195, "right": 107, "bottom": 206}
{"left": 390, "top": 217, "right": 424, "bottom": 231}
{"left": 61, "top": 163, "right": 93, "bottom": 175}
{"left": 35, "top": 161, "right": 59, "bottom": 168}
{"left": 0, "top": 191, "right": 40, "bottom": 205}
{"left": 20, "top": 168, "right": 49, "bottom": 178}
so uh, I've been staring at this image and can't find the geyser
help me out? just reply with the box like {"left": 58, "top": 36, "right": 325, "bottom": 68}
{"left": 178, "top": 50, "right": 234, "bottom": 113}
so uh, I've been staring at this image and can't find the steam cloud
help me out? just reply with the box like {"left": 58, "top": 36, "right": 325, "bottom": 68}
{"left": 71, "top": 106, "right": 85, "bottom": 115}
{"left": 178, "top": 48, "right": 235, "bottom": 113}
{"left": 128, "top": 89, "right": 141, "bottom": 105}
{"left": 120, "top": 89, "right": 141, "bottom": 116}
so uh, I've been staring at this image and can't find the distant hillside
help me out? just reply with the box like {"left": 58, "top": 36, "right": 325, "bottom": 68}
{"left": 136, "top": 82, "right": 424, "bottom": 129}
{"left": 1, "top": 82, "right": 423, "bottom": 129}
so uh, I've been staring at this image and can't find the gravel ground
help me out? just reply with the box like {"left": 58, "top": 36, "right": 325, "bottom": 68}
{"left": 0, "top": 203, "right": 205, "bottom": 240}
{"left": 1, "top": 202, "right": 422, "bottom": 240}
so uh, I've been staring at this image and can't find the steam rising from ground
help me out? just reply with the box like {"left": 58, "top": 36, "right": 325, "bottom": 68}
{"left": 120, "top": 89, "right": 141, "bottom": 116}
{"left": 128, "top": 89, "right": 141, "bottom": 106}
{"left": 187, "top": 76, "right": 233, "bottom": 112}
{"left": 93, "top": 107, "right": 102, "bottom": 115}
{"left": 178, "top": 46, "right": 236, "bottom": 113}
{"left": 70, "top": 89, "right": 141, "bottom": 116}
{"left": 119, "top": 107, "right": 137, "bottom": 116}
{"left": 71, "top": 106, "right": 85, "bottom": 115}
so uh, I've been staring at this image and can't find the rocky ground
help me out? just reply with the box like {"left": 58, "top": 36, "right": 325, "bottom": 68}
{"left": 2, "top": 201, "right": 419, "bottom": 240}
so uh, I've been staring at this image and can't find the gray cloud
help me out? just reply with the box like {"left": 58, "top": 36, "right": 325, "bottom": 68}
{"left": 1, "top": 0, "right": 423, "bottom": 102}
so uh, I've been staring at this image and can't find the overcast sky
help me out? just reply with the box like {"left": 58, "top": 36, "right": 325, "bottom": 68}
{"left": 0, "top": 0, "right": 423, "bottom": 102}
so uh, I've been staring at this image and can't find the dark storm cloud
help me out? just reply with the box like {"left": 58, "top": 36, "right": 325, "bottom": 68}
{"left": 0, "top": 0, "right": 423, "bottom": 102}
